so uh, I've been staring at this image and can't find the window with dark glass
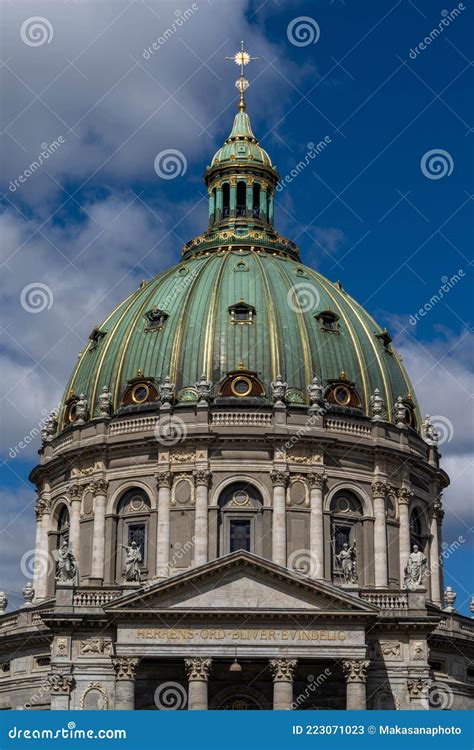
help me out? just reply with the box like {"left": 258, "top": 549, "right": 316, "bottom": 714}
{"left": 252, "top": 183, "right": 260, "bottom": 218}
{"left": 222, "top": 183, "right": 230, "bottom": 217}
{"left": 128, "top": 523, "right": 146, "bottom": 560}
{"left": 230, "top": 519, "right": 251, "bottom": 552}
{"left": 236, "top": 181, "right": 246, "bottom": 217}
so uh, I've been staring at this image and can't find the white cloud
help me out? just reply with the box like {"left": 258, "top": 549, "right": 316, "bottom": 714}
{"left": 398, "top": 331, "right": 474, "bottom": 537}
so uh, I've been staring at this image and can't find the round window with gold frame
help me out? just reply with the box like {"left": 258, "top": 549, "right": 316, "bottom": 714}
{"left": 66, "top": 403, "right": 77, "bottom": 423}
{"left": 334, "top": 385, "right": 351, "bottom": 406}
{"left": 131, "top": 383, "right": 150, "bottom": 404}
{"left": 230, "top": 376, "right": 252, "bottom": 397}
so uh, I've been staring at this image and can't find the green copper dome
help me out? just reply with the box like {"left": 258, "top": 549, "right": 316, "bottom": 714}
{"left": 62, "top": 249, "right": 418, "bottom": 426}
{"left": 210, "top": 112, "right": 274, "bottom": 168}
{"left": 59, "top": 69, "right": 419, "bottom": 432}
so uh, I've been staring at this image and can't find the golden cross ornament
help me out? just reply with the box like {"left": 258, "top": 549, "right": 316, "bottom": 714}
{"left": 225, "top": 41, "right": 259, "bottom": 111}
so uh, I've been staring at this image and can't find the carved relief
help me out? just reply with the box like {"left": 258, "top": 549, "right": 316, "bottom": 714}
{"left": 171, "top": 476, "right": 194, "bottom": 507}
{"left": 79, "top": 637, "right": 113, "bottom": 656}
{"left": 412, "top": 642, "right": 425, "bottom": 661}
{"left": 54, "top": 637, "right": 69, "bottom": 657}
{"left": 71, "top": 461, "right": 103, "bottom": 478}
{"left": 80, "top": 682, "right": 108, "bottom": 710}
{"left": 286, "top": 451, "right": 311, "bottom": 465}
{"left": 379, "top": 641, "right": 401, "bottom": 659}
{"left": 170, "top": 451, "right": 195, "bottom": 463}
{"left": 287, "top": 477, "right": 309, "bottom": 507}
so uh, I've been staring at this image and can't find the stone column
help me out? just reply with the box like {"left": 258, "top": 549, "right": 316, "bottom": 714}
{"left": 269, "top": 658, "right": 297, "bottom": 710}
{"left": 32, "top": 500, "right": 44, "bottom": 599}
{"left": 35, "top": 494, "right": 51, "bottom": 600}
{"left": 90, "top": 479, "right": 108, "bottom": 582}
{"left": 429, "top": 500, "right": 443, "bottom": 606}
{"left": 47, "top": 672, "right": 74, "bottom": 710}
{"left": 208, "top": 190, "right": 215, "bottom": 223}
{"left": 112, "top": 657, "right": 140, "bottom": 710}
{"left": 268, "top": 193, "right": 274, "bottom": 223}
{"left": 193, "top": 470, "right": 210, "bottom": 566}
{"left": 230, "top": 181, "right": 237, "bottom": 216}
{"left": 156, "top": 472, "right": 172, "bottom": 578}
{"left": 259, "top": 187, "right": 267, "bottom": 218}
{"left": 216, "top": 186, "right": 223, "bottom": 220}
{"left": 308, "top": 472, "right": 326, "bottom": 579}
{"left": 271, "top": 471, "right": 289, "bottom": 567}
{"left": 246, "top": 182, "right": 253, "bottom": 215}
{"left": 68, "top": 485, "right": 81, "bottom": 560}
{"left": 407, "top": 677, "right": 430, "bottom": 710}
{"left": 342, "top": 660, "right": 369, "bottom": 710}
{"left": 371, "top": 480, "right": 388, "bottom": 588}
{"left": 397, "top": 486, "right": 413, "bottom": 586}
{"left": 185, "top": 657, "right": 212, "bottom": 710}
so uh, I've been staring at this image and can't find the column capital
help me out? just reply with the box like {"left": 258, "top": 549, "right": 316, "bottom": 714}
{"left": 371, "top": 480, "right": 388, "bottom": 498}
{"left": 407, "top": 676, "right": 430, "bottom": 698}
{"left": 270, "top": 470, "right": 289, "bottom": 488}
{"left": 68, "top": 483, "right": 82, "bottom": 502}
{"left": 342, "top": 659, "right": 369, "bottom": 683}
{"left": 47, "top": 672, "right": 75, "bottom": 695}
{"left": 112, "top": 657, "right": 140, "bottom": 680}
{"left": 156, "top": 471, "right": 172, "bottom": 488}
{"left": 35, "top": 493, "right": 51, "bottom": 519}
{"left": 396, "top": 485, "right": 414, "bottom": 505}
{"left": 269, "top": 658, "right": 297, "bottom": 682}
{"left": 307, "top": 472, "right": 327, "bottom": 488}
{"left": 89, "top": 478, "right": 108, "bottom": 496}
{"left": 185, "top": 657, "right": 212, "bottom": 681}
{"left": 193, "top": 469, "right": 211, "bottom": 487}
{"left": 429, "top": 498, "right": 444, "bottom": 521}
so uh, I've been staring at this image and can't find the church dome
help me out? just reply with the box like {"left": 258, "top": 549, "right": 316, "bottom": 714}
{"left": 61, "top": 248, "right": 418, "bottom": 429}
{"left": 58, "top": 56, "right": 419, "bottom": 433}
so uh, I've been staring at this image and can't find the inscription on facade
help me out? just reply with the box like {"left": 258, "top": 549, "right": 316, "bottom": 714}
{"left": 135, "top": 627, "right": 347, "bottom": 643}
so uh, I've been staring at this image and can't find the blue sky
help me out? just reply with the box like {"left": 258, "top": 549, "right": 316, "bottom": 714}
{"left": 0, "top": 0, "right": 472, "bottom": 613}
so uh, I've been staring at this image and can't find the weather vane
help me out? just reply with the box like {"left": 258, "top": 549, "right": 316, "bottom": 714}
{"left": 225, "top": 41, "right": 259, "bottom": 112}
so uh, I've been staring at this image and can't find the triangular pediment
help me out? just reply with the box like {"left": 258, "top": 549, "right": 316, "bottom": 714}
{"left": 105, "top": 552, "right": 378, "bottom": 615}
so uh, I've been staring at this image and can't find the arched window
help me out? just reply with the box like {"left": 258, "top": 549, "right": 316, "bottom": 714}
{"left": 410, "top": 508, "right": 425, "bottom": 551}
{"left": 236, "top": 181, "right": 246, "bottom": 217}
{"left": 57, "top": 505, "right": 70, "bottom": 548}
{"left": 330, "top": 491, "right": 363, "bottom": 585}
{"left": 252, "top": 183, "right": 261, "bottom": 218}
{"left": 115, "top": 489, "right": 151, "bottom": 582}
{"left": 222, "top": 183, "right": 230, "bottom": 218}
{"left": 218, "top": 483, "right": 263, "bottom": 556}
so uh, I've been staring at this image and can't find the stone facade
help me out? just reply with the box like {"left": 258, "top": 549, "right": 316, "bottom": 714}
{"left": 0, "top": 402, "right": 473, "bottom": 710}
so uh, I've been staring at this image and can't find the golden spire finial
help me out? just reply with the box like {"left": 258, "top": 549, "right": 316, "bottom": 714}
{"left": 225, "top": 41, "right": 259, "bottom": 112}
